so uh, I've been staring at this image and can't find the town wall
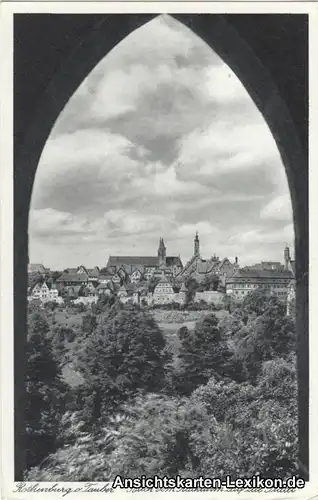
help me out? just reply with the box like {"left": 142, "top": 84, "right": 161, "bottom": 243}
{"left": 194, "top": 291, "right": 224, "bottom": 304}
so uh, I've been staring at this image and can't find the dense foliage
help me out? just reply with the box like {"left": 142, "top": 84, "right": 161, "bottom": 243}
{"left": 26, "top": 311, "right": 68, "bottom": 469}
{"left": 25, "top": 290, "right": 299, "bottom": 482}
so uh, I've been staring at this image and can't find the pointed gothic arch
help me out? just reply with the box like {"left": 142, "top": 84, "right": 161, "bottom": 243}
{"left": 14, "top": 14, "right": 308, "bottom": 479}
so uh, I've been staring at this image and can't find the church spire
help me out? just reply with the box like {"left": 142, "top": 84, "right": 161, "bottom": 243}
{"left": 158, "top": 237, "right": 166, "bottom": 266}
{"left": 194, "top": 231, "right": 200, "bottom": 258}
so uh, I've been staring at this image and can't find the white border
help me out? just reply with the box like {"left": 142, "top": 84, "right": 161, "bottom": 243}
{"left": 1, "top": 2, "right": 318, "bottom": 500}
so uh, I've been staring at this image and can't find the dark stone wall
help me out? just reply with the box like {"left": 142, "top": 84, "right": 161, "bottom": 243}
{"left": 14, "top": 14, "right": 308, "bottom": 480}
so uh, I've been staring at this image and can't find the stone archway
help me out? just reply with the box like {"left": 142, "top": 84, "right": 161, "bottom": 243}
{"left": 14, "top": 13, "right": 308, "bottom": 479}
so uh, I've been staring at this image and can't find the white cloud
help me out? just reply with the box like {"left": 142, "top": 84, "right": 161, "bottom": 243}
{"left": 203, "top": 64, "right": 251, "bottom": 104}
{"left": 177, "top": 221, "right": 218, "bottom": 238}
{"left": 176, "top": 119, "right": 282, "bottom": 178}
{"left": 132, "top": 165, "right": 210, "bottom": 198}
{"left": 35, "top": 129, "right": 138, "bottom": 181}
{"left": 229, "top": 223, "right": 294, "bottom": 246}
{"left": 260, "top": 194, "right": 293, "bottom": 221}
{"left": 103, "top": 209, "right": 173, "bottom": 236}
{"left": 29, "top": 15, "right": 294, "bottom": 269}
{"left": 29, "top": 208, "right": 92, "bottom": 237}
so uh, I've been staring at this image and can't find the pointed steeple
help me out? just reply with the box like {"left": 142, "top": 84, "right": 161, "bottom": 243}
{"left": 158, "top": 237, "right": 166, "bottom": 266}
{"left": 194, "top": 231, "right": 200, "bottom": 258}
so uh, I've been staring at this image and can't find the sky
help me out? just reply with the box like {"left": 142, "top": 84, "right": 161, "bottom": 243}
{"left": 29, "top": 15, "right": 294, "bottom": 271}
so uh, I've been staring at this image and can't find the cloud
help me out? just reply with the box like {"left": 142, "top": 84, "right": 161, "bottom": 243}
{"left": 229, "top": 223, "right": 294, "bottom": 246}
{"left": 29, "top": 208, "right": 94, "bottom": 238}
{"left": 260, "top": 194, "right": 293, "bottom": 222}
{"left": 176, "top": 118, "right": 282, "bottom": 179}
{"left": 29, "top": 15, "right": 294, "bottom": 269}
{"left": 177, "top": 221, "right": 219, "bottom": 238}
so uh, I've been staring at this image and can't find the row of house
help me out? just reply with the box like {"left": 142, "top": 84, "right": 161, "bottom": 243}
{"left": 29, "top": 234, "right": 239, "bottom": 290}
{"left": 115, "top": 277, "right": 224, "bottom": 307}
{"left": 28, "top": 237, "right": 296, "bottom": 312}
{"left": 103, "top": 233, "right": 239, "bottom": 287}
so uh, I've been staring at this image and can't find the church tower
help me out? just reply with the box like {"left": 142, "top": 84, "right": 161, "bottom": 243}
{"left": 158, "top": 238, "right": 166, "bottom": 266}
{"left": 284, "top": 245, "right": 291, "bottom": 270}
{"left": 194, "top": 231, "right": 200, "bottom": 258}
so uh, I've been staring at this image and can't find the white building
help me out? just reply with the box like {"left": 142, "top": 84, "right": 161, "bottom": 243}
{"left": 153, "top": 277, "right": 177, "bottom": 305}
{"left": 29, "top": 282, "right": 62, "bottom": 303}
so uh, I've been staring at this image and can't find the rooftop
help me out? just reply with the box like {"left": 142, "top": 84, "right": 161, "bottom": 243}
{"left": 227, "top": 268, "right": 294, "bottom": 284}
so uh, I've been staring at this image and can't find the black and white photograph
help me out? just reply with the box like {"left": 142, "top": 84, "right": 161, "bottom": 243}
{"left": 1, "top": 4, "right": 313, "bottom": 494}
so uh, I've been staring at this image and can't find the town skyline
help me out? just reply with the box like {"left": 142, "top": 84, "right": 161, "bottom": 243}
{"left": 29, "top": 15, "right": 294, "bottom": 270}
{"left": 29, "top": 232, "right": 294, "bottom": 272}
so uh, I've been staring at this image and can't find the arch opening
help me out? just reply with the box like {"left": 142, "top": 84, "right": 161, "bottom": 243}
{"left": 17, "top": 13, "right": 308, "bottom": 480}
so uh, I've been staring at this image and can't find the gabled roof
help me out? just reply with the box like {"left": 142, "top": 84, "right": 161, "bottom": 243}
{"left": 107, "top": 255, "right": 183, "bottom": 269}
{"left": 87, "top": 280, "right": 98, "bottom": 288}
{"left": 77, "top": 265, "right": 88, "bottom": 274}
{"left": 178, "top": 255, "right": 198, "bottom": 275}
{"left": 131, "top": 266, "right": 144, "bottom": 274}
{"left": 107, "top": 256, "right": 158, "bottom": 268}
{"left": 57, "top": 273, "right": 88, "bottom": 283}
{"left": 87, "top": 268, "right": 100, "bottom": 278}
{"left": 125, "top": 283, "right": 138, "bottom": 293}
{"left": 81, "top": 285, "right": 98, "bottom": 295}
{"left": 206, "top": 261, "right": 219, "bottom": 273}
{"left": 66, "top": 285, "right": 82, "bottom": 294}
{"left": 96, "top": 282, "right": 112, "bottom": 290}
{"left": 227, "top": 268, "right": 294, "bottom": 284}
{"left": 166, "top": 256, "right": 183, "bottom": 267}
{"left": 28, "top": 263, "right": 47, "bottom": 274}
{"left": 218, "top": 257, "right": 232, "bottom": 268}
{"left": 196, "top": 260, "right": 210, "bottom": 274}
{"left": 46, "top": 282, "right": 57, "bottom": 291}
{"left": 30, "top": 282, "right": 41, "bottom": 293}
{"left": 247, "top": 261, "right": 285, "bottom": 272}
{"left": 99, "top": 273, "right": 113, "bottom": 280}
{"left": 156, "top": 276, "right": 174, "bottom": 285}
{"left": 66, "top": 268, "right": 78, "bottom": 274}
{"left": 180, "top": 282, "right": 187, "bottom": 292}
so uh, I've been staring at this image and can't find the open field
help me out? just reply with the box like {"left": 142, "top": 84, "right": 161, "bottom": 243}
{"left": 154, "top": 309, "right": 229, "bottom": 356}
{"left": 49, "top": 309, "right": 86, "bottom": 328}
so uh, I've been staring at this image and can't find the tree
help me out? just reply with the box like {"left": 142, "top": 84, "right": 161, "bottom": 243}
{"left": 82, "top": 313, "right": 97, "bottom": 335}
{"left": 75, "top": 308, "right": 168, "bottom": 418}
{"left": 231, "top": 300, "right": 296, "bottom": 381}
{"left": 218, "top": 309, "right": 244, "bottom": 339}
{"left": 28, "top": 272, "right": 44, "bottom": 289}
{"left": 26, "top": 312, "right": 68, "bottom": 470}
{"left": 288, "top": 296, "right": 296, "bottom": 319}
{"left": 25, "top": 410, "right": 115, "bottom": 481}
{"left": 191, "top": 354, "right": 298, "bottom": 478}
{"left": 242, "top": 289, "right": 284, "bottom": 317}
{"left": 75, "top": 302, "right": 86, "bottom": 313}
{"left": 184, "top": 277, "right": 198, "bottom": 305}
{"left": 107, "top": 393, "right": 214, "bottom": 478}
{"left": 91, "top": 294, "right": 115, "bottom": 315}
{"left": 44, "top": 301, "right": 58, "bottom": 312}
{"left": 51, "top": 270, "right": 62, "bottom": 281}
{"left": 176, "top": 314, "right": 234, "bottom": 394}
{"left": 221, "top": 294, "right": 235, "bottom": 313}
{"left": 148, "top": 276, "right": 160, "bottom": 293}
{"left": 199, "top": 274, "right": 220, "bottom": 291}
